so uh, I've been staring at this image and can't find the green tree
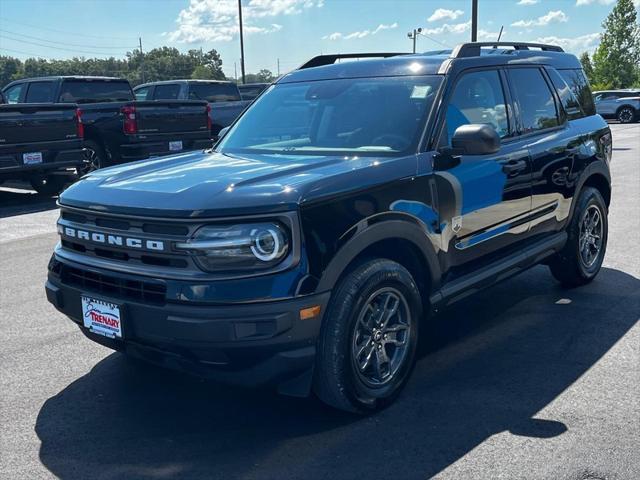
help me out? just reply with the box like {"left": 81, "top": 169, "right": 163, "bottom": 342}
{"left": 243, "top": 69, "right": 275, "bottom": 84}
{"left": 592, "top": 0, "right": 640, "bottom": 88}
{"left": 0, "top": 57, "right": 23, "bottom": 87}
{"left": 579, "top": 52, "right": 594, "bottom": 83}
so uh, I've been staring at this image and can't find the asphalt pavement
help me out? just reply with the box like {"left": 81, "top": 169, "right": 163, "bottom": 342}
{"left": 1, "top": 124, "right": 638, "bottom": 480}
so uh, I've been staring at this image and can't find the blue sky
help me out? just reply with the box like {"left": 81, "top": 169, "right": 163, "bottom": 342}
{"left": 0, "top": 0, "right": 637, "bottom": 78}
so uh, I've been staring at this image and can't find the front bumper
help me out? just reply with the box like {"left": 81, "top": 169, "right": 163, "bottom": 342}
{"left": 45, "top": 258, "right": 330, "bottom": 392}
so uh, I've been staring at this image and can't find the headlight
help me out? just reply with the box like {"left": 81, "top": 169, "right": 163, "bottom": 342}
{"left": 175, "top": 222, "right": 290, "bottom": 272}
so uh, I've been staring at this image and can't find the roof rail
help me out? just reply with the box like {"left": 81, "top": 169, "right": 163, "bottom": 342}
{"left": 451, "top": 42, "right": 564, "bottom": 58}
{"left": 298, "top": 52, "right": 409, "bottom": 70}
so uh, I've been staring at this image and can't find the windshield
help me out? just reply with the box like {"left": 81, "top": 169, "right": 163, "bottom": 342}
{"left": 218, "top": 76, "right": 442, "bottom": 156}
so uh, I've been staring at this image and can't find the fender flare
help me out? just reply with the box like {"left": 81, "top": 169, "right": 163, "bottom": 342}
{"left": 316, "top": 218, "right": 441, "bottom": 292}
{"left": 568, "top": 161, "right": 611, "bottom": 222}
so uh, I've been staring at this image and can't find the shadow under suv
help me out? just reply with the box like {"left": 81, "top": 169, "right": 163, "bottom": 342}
{"left": 46, "top": 42, "right": 612, "bottom": 413}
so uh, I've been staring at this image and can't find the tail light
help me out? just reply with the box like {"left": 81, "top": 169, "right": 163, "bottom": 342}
{"left": 121, "top": 105, "right": 137, "bottom": 134}
{"left": 75, "top": 108, "right": 84, "bottom": 138}
{"left": 206, "top": 103, "right": 212, "bottom": 131}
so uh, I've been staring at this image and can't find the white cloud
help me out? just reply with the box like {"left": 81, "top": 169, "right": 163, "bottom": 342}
{"left": 511, "top": 10, "right": 568, "bottom": 27}
{"left": 576, "top": 0, "right": 615, "bottom": 6}
{"left": 322, "top": 22, "right": 398, "bottom": 41}
{"left": 477, "top": 29, "right": 506, "bottom": 40}
{"left": 168, "top": 0, "right": 323, "bottom": 43}
{"left": 428, "top": 8, "right": 464, "bottom": 22}
{"left": 423, "top": 21, "right": 471, "bottom": 36}
{"left": 517, "top": 0, "right": 538, "bottom": 5}
{"left": 535, "top": 32, "right": 601, "bottom": 53}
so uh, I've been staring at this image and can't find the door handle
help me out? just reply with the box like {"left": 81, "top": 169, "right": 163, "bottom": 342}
{"left": 502, "top": 159, "right": 527, "bottom": 176}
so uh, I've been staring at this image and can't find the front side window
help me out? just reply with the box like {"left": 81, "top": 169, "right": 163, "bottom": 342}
{"left": 134, "top": 86, "right": 150, "bottom": 101}
{"left": 444, "top": 69, "right": 509, "bottom": 144}
{"left": 25, "top": 82, "right": 55, "bottom": 103}
{"left": 153, "top": 84, "right": 181, "bottom": 100}
{"left": 4, "top": 84, "right": 24, "bottom": 104}
{"left": 510, "top": 68, "right": 559, "bottom": 133}
{"left": 219, "top": 76, "right": 442, "bottom": 156}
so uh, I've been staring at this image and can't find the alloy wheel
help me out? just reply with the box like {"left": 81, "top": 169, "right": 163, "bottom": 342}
{"left": 578, "top": 205, "right": 604, "bottom": 268}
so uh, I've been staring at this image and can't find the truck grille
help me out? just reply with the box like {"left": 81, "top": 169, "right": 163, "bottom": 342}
{"left": 60, "top": 264, "right": 166, "bottom": 304}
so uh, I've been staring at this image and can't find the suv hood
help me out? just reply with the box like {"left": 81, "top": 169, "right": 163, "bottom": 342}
{"left": 60, "top": 150, "right": 417, "bottom": 217}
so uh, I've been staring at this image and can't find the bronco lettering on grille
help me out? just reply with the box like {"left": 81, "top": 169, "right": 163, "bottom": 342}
{"left": 58, "top": 224, "right": 165, "bottom": 252}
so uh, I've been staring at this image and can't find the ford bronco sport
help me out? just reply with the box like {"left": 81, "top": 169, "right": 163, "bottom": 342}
{"left": 46, "top": 43, "right": 612, "bottom": 413}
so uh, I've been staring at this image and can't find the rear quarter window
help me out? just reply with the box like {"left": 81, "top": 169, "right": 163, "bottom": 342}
{"left": 558, "top": 69, "right": 596, "bottom": 116}
{"left": 547, "top": 69, "right": 583, "bottom": 120}
{"left": 188, "top": 83, "right": 241, "bottom": 103}
{"left": 59, "top": 80, "right": 134, "bottom": 103}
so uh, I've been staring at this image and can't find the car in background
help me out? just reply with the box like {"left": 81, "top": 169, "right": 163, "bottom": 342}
{"left": 133, "top": 80, "right": 251, "bottom": 137}
{"left": 2, "top": 76, "right": 212, "bottom": 170}
{"left": 0, "top": 89, "right": 84, "bottom": 195}
{"left": 238, "top": 83, "right": 269, "bottom": 102}
{"left": 593, "top": 89, "right": 640, "bottom": 123}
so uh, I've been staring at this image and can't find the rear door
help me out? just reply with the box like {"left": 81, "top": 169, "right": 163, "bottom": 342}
{"left": 433, "top": 68, "right": 532, "bottom": 268}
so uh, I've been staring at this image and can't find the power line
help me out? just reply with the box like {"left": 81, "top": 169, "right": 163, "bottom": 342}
{"left": 0, "top": 16, "right": 134, "bottom": 41}
{"left": 0, "top": 33, "right": 131, "bottom": 56}
{"left": 0, "top": 46, "right": 55, "bottom": 59}
{"left": 0, "top": 28, "right": 136, "bottom": 49}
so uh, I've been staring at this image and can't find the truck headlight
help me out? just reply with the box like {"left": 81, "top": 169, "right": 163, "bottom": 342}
{"left": 175, "top": 222, "right": 290, "bottom": 272}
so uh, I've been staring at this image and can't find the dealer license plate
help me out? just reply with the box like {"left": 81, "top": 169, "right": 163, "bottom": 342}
{"left": 23, "top": 152, "right": 43, "bottom": 165}
{"left": 169, "top": 141, "right": 183, "bottom": 151}
{"left": 81, "top": 296, "right": 122, "bottom": 339}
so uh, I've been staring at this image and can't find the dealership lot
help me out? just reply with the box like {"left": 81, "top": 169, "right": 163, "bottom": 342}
{"left": 0, "top": 123, "right": 638, "bottom": 479}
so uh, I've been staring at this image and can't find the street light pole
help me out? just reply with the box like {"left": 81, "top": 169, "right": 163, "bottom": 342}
{"left": 407, "top": 28, "right": 422, "bottom": 54}
{"left": 471, "top": 0, "right": 478, "bottom": 42}
{"left": 238, "top": 0, "right": 246, "bottom": 84}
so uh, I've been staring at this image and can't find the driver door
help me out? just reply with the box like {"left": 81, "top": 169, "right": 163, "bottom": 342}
{"left": 433, "top": 68, "right": 532, "bottom": 270}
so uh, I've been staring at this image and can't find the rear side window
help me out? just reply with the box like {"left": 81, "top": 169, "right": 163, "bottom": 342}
{"left": 444, "top": 69, "right": 510, "bottom": 144}
{"left": 153, "top": 84, "right": 181, "bottom": 100}
{"left": 59, "top": 80, "right": 133, "bottom": 103}
{"left": 134, "top": 86, "right": 151, "bottom": 101}
{"left": 3, "top": 83, "right": 24, "bottom": 104}
{"left": 188, "top": 83, "right": 241, "bottom": 103}
{"left": 547, "top": 69, "right": 583, "bottom": 120}
{"left": 559, "top": 69, "right": 596, "bottom": 116}
{"left": 25, "top": 81, "right": 55, "bottom": 103}
{"left": 509, "top": 68, "right": 559, "bottom": 133}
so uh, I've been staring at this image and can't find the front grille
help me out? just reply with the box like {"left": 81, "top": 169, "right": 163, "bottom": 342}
{"left": 60, "top": 264, "right": 166, "bottom": 304}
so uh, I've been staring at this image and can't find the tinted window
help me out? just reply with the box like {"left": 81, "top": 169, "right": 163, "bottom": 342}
{"left": 153, "top": 84, "right": 181, "bottom": 100}
{"left": 3, "top": 84, "right": 24, "bottom": 104}
{"left": 220, "top": 76, "right": 442, "bottom": 156}
{"left": 510, "top": 68, "right": 559, "bottom": 132}
{"left": 547, "top": 69, "right": 583, "bottom": 120}
{"left": 559, "top": 69, "right": 596, "bottom": 116}
{"left": 444, "top": 69, "right": 509, "bottom": 144}
{"left": 188, "top": 83, "right": 241, "bottom": 103}
{"left": 134, "top": 86, "right": 151, "bottom": 101}
{"left": 25, "top": 82, "right": 55, "bottom": 103}
{"left": 59, "top": 80, "right": 133, "bottom": 103}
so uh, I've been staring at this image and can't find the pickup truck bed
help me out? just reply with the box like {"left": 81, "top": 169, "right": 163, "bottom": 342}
{"left": 0, "top": 102, "right": 84, "bottom": 194}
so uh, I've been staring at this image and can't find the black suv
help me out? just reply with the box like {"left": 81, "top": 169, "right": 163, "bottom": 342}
{"left": 46, "top": 43, "right": 612, "bottom": 413}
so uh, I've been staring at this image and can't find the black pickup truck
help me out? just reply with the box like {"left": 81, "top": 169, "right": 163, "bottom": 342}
{"left": 133, "top": 80, "right": 251, "bottom": 137}
{"left": 2, "top": 76, "right": 213, "bottom": 170}
{"left": 0, "top": 90, "right": 84, "bottom": 195}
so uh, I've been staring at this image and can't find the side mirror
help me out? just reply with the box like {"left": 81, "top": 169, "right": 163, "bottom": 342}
{"left": 451, "top": 124, "right": 501, "bottom": 155}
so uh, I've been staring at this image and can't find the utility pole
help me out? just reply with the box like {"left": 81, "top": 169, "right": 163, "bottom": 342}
{"left": 139, "top": 37, "right": 145, "bottom": 83}
{"left": 238, "top": 0, "right": 246, "bottom": 84}
{"left": 277, "top": 58, "right": 280, "bottom": 77}
{"left": 471, "top": 0, "right": 478, "bottom": 42}
{"left": 407, "top": 28, "right": 422, "bottom": 54}
{"left": 234, "top": 62, "right": 237, "bottom": 82}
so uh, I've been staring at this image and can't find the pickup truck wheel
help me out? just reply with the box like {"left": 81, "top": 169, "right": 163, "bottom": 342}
{"left": 30, "top": 175, "right": 67, "bottom": 196}
{"left": 313, "top": 259, "right": 421, "bottom": 413}
{"left": 617, "top": 106, "right": 636, "bottom": 124}
{"left": 549, "top": 187, "right": 608, "bottom": 287}
{"left": 81, "top": 140, "right": 107, "bottom": 174}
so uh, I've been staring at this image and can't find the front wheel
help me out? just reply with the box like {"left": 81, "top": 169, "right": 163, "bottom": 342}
{"left": 549, "top": 187, "right": 608, "bottom": 287}
{"left": 313, "top": 259, "right": 422, "bottom": 413}
{"left": 617, "top": 106, "right": 636, "bottom": 124}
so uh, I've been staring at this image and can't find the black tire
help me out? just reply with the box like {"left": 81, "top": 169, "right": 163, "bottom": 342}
{"left": 549, "top": 187, "right": 608, "bottom": 287}
{"left": 81, "top": 140, "right": 108, "bottom": 174}
{"left": 616, "top": 106, "right": 636, "bottom": 124}
{"left": 313, "top": 259, "right": 422, "bottom": 413}
{"left": 30, "top": 175, "right": 67, "bottom": 196}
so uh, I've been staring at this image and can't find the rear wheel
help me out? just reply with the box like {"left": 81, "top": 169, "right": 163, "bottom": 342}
{"left": 80, "top": 140, "right": 108, "bottom": 174}
{"left": 30, "top": 175, "right": 67, "bottom": 196}
{"left": 549, "top": 187, "right": 608, "bottom": 287}
{"left": 313, "top": 259, "right": 421, "bottom": 413}
{"left": 617, "top": 106, "right": 636, "bottom": 124}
